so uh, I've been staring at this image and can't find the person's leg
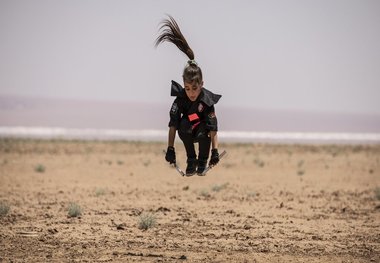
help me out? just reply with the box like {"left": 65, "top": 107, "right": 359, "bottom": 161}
{"left": 197, "top": 136, "right": 211, "bottom": 174}
{"left": 178, "top": 118, "right": 198, "bottom": 175}
{"left": 178, "top": 131, "right": 196, "bottom": 159}
{"left": 178, "top": 132, "right": 197, "bottom": 175}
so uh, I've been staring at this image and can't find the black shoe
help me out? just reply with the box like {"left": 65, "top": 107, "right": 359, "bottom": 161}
{"left": 197, "top": 159, "right": 207, "bottom": 176}
{"left": 186, "top": 158, "right": 197, "bottom": 176}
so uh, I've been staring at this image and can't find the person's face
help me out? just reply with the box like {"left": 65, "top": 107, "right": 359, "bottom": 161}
{"left": 184, "top": 81, "right": 203, "bottom": 101}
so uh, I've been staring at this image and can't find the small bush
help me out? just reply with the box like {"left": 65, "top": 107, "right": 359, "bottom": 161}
{"left": 0, "top": 201, "right": 10, "bottom": 217}
{"left": 95, "top": 188, "right": 106, "bottom": 197}
{"left": 211, "top": 183, "right": 229, "bottom": 192}
{"left": 375, "top": 187, "right": 380, "bottom": 200}
{"left": 143, "top": 160, "right": 151, "bottom": 167}
{"left": 35, "top": 164, "right": 46, "bottom": 173}
{"left": 68, "top": 202, "right": 82, "bottom": 217}
{"left": 199, "top": 189, "right": 210, "bottom": 197}
{"left": 138, "top": 212, "right": 156, "bottom": 230}
{"left": 253, "top": 158, "right": 265, "bottom": 167}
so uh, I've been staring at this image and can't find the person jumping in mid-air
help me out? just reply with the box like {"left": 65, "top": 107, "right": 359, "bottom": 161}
{"left": 155, "top": 15, "right": 222, "bottom": 176}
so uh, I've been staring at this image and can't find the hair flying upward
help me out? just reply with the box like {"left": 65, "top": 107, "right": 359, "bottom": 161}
{"left": 155, "top": 15, "right": 194, "bottom": 60}
{"left": 155, "top": 15, "right": 203, "bottom": 84}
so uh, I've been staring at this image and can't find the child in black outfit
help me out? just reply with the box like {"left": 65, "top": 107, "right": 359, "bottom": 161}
{"left": 155, "top": 16, "right": 221, "bottom": 176}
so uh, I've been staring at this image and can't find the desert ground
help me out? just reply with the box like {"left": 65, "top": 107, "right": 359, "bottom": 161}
{"left": 0, "top": 138, "right": 379, "bottom": 262}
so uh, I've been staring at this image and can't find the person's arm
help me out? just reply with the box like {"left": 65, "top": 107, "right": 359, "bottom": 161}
{"left": 168, "top": 98, "right": 180, "bottom": 147}
{"left": 166, "top": 98, "right": 180, "bottom": 164}
{"left": 206, "top": 106, "right": 220, "bottom": 166}
{"left": 210, "top": 131, "right": 218, "bottom": 149}
{"left": 168, "top": 126, "right": 176, "bottom": 147}
{"left": 205, "top": 105, "right": 218, "bottom": 149}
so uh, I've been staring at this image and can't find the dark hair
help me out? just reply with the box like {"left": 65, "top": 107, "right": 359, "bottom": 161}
{"left": 155, "top": 15, "right": 203, "bottom": 85}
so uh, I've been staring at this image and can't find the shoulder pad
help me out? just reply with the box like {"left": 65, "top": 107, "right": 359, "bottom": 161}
{"left": 170, "top": 80, "right": 186, "bottom": 97}
{"left": 201, "top": 88, "right": 222, "bottom": 107}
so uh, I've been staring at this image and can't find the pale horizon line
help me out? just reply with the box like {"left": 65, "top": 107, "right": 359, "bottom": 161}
{"left": 1, "top": 126, "right": 379, "bottom": 144}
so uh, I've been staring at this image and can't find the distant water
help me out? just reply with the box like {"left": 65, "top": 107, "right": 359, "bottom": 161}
{"left": 1, "top": 96, "right": 380, "bottom": 144}
{"left": 1, "top": 126, "right": 380, "bottom": 144}
{"left": 2, "top": 95, "right": 380, "bottom": 133}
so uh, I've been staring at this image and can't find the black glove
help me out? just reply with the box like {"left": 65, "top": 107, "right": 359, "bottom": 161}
{"left": 165, "top": 146, "right": 176, "bottom": 164}
{"left": 209, "top": 148, "right": 219, "bottom": 166}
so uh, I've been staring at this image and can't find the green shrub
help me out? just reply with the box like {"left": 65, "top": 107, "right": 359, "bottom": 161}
{"left": 95, "top": 188, "right": 106, "bottom": 197}
{"left": 138, "top": 212, "right": 156, "bottom": 230}
{"left": 199, "top": 189, "right": 210, "bottom": 197}
{"left": 375, "top": 187, "right": 380, "bottom": 200}
{"left": 254, "top": 158, "right": 265, "bottom": 167}
{"left": 211, "top": 183, "right": 229, "bottom": 192}
{"left": 68, "top": 202, "right": 82, "bottom": 217}
{"left": 34, "top": 164, "right": 46, "bottom": 173}
{"left": 0, "top": 201, "right": 10, "bottom": 217}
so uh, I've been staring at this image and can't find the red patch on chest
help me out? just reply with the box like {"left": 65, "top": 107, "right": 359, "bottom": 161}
{"left": 188, "top": 113, "right": 200, "bottom": 122}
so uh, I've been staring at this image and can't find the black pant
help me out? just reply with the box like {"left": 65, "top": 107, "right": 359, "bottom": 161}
{"left": 179, "top": 132, "right": 211, "bottom": 161}
{"left": 178, "top": 119, "right": 211, "bottom": 161}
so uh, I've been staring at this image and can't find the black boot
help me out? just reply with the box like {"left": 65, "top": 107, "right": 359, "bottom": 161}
{"left": 186, "top": 158, "right": 197, "bottom": 176}
{"left": 197, "top": 159, "right": 208, "bottom": 176}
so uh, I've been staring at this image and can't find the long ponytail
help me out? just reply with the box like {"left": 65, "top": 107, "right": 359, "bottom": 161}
{"left": 155, "top": 15, "right": 203, "bottom": 84}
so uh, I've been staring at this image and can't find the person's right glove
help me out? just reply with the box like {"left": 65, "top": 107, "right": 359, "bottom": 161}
{"left": 165, "top": 146, "right": 176, "bottom": 164}
{"left": 209, "top": 148, "right": 219, "bottom": 166}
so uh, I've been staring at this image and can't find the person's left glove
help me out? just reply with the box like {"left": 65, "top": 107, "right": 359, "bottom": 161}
{"left": 165, "top": 146, "right": 176, "bottom": 164}
{"left": 209, "top": 148, "right": 219, "bottom": 166}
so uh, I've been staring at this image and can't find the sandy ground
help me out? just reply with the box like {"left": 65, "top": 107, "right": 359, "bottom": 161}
{"left": 0, "top": 138, "right": 379, "bottom": 262}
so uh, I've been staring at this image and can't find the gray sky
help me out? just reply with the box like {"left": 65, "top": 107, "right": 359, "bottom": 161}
{"left": 1, "top": 0, "right": 379, "bottom": 115}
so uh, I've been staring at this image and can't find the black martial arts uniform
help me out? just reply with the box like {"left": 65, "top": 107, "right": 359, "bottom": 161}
{"left": 168, "top": 80, "right": 221, "bottom": 163}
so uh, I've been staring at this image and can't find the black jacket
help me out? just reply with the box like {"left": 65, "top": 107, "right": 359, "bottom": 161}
{"left": 168, "top": 81, "right": 221, "bottom": 134}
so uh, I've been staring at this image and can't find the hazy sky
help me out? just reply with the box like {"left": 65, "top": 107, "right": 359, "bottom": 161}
{"left": 1, "top": 0, "right": 379, "bottom": 115}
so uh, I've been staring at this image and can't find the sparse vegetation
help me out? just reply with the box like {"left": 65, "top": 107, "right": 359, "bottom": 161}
{"left": 34, "top": 164, "right": 46, "bottom": 173}
{"left": 254, "top": 158, "right": 265, "bottom": 167}
{"left": 143, "top": 160, "right": 151, "bottom": 167}
{"left": 138, "top": 212, "right": 156, "bottom": 230}
{"left": 0, "top": 201, "right": 10, "bottom": 217}
{"left": 2, "top": 138, "right": 380, "bottom": 261}
{"left": 68, "top": 202, "right": 82, "bottom": 217}
{"left": 199, "top": 189, "right": 210, "bottom": 197}
{"left": 375, "top": 187, "right": 380, "bottom": 200}
{"left": 211, "top": 183, "right": 229, "bottom": 192}
{"left": 297, "top": 160, "right": 305, "bottom": 176}
{"left": 95, "top": 188, "right": 106, "bottom": 197}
